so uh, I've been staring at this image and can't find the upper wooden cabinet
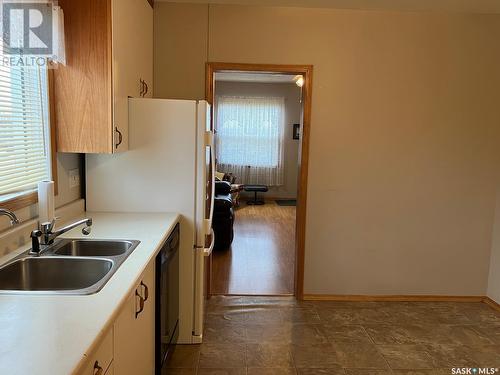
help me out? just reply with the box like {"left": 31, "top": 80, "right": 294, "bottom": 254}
{"left": 55, "top": 0, "right": 153, "bottom": 153}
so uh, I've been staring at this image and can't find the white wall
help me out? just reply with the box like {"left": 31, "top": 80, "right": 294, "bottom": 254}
{"left": 488, "top": 192, "right": 500, "bottom": 304}
{"left": 155, "top": 3, "right": 500, "bottom": 296}
{"left": 215, "top": 81, "right": 302, "bottom": 199}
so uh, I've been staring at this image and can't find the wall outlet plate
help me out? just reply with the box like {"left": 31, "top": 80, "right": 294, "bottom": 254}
{"left": 69, "top": 169, "right": 80, "bottom": 188}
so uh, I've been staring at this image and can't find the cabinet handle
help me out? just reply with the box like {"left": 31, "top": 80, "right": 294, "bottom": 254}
{"left": 141, "top": 281, "right": 149, "bottom": 301}
{"left": 93, "top": 361, "right": 103, "bottom": 375}
{"left": 139, "top": 78, "right": 144, "bottom": 97}
{"left": 115, "top": 127, "right": 123, "bottom": 149}
{"left": 135, "top": 289, "right": 145, "bottom": 318}
{"left": 143, "top": 81, "right": 149, "bottom": 97}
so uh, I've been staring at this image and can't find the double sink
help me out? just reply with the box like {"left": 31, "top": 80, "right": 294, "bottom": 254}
{"left": 0, "top": 239, "right": 140, "bottom": 295}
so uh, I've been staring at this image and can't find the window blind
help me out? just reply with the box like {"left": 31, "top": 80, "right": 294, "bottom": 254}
{"left": 0, "top": 61, "right": 51, "bottom": 197}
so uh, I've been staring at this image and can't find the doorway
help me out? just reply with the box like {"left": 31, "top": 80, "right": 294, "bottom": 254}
{"left": 206, "top": 63, "right": 313, "bottom": 299}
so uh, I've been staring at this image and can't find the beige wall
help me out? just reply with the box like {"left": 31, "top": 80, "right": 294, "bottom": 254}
{"left": 155, "top": 3, "right": 500, "bottom": 295}
{"left": 215, "top": 81, "right": 301, "bottom": 199}
{"left": 488, "top": 192, "right": 500, "bottom": 304}
{"left": 0, "top": 153, "right": 83, "bottom": 232}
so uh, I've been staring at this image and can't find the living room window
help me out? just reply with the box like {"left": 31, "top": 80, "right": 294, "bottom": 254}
{"left": 215, "top": 95, "right": 285, "bottom": 186}
{"left": 0, "top": 62, "right": 53, "bottom": 209}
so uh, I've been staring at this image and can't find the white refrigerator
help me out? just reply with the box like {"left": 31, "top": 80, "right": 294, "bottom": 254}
{"left": 86, "top": 98, "right": 215, "bottom": 344}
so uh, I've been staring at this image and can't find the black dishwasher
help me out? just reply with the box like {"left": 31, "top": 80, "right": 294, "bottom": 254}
{"left": 155, "top": 223, "right": 180, "bottom": 374}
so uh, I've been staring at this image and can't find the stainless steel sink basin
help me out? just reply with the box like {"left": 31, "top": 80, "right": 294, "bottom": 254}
{"left": 0, "top": 257, "right": 112, "bottom": 291}
{"left": 0, "top": 239, "right": 140, "bottom": 295}
{"left": 53, "top": 239, "right": 135, "bottom": 257}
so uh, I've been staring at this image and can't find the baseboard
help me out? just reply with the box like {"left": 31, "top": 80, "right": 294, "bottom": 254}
{"left": 302, "top": 294, "right": 485, "bottom": 302}
{"left": 483, "top": 297, "right": 500, "bottom": 312}
{"left": 209, "top": 293, "right": 294, "bottom": 297}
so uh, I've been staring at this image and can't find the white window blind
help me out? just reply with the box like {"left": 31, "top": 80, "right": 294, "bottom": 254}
{"left": 0, "top": 62, "right": 51, "bottom": 198}
{"left": 215, "top": 96, "right": 285, "bottom": 186}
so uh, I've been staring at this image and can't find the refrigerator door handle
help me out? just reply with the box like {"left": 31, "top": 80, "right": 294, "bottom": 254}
{"left": 204, "top": 229, "right": 215, "bottom": 257}
{"left": 205, "top": 130, "right": 216, "bottom": 233}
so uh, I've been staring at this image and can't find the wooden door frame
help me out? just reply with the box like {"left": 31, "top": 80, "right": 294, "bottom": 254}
{"left": 205, "top": 62, "right": 313, "bottom": 300}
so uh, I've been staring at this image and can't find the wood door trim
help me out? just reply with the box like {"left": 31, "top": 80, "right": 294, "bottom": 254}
{"left": 206, "top": 62, "right": 313, "bottom": 300}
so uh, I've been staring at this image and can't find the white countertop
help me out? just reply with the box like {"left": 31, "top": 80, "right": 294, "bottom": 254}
{"left": 0, "top": 211, "right": 180, "bottom": 375}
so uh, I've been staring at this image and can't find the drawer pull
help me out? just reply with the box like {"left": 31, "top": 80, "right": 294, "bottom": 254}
{"left": 115, "top": 127, "right": 123, "bottom": 149}
{"left": 135, "top": 289, "right": 145, "bottom": 318}
{"left": 141, "top": 281, "right": 149, "bottom": 301}
{"left": 93, "top": 361, "right": 103, "bottom": 375}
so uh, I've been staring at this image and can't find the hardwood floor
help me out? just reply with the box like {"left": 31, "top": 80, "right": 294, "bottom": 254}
{"left": 211, "top": 201, "right": 296, "bottom": 295}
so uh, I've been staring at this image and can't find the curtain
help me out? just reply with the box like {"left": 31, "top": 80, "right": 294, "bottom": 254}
{"left": 215, "top": 96, "right": 285, "bottom": 186}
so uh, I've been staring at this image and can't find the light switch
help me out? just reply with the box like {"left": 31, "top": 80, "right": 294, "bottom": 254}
{"left": 69, "top": 169, "right": 80, "bottom": 188}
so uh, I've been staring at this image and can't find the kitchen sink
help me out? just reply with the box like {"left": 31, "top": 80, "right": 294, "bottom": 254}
{"left": 0, "top": 239, "right": 140, "bottom": 295}
{"left": 0, "top": 257, "right": 112, "bottom": 292}
{"left": 53, "top": 239, "right": 135, "bottom": 257}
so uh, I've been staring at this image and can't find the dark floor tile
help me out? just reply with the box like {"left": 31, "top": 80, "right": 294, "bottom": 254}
{"left": 197, "top": 369, "right": 246, "bottom": 375}
{"left": 280, "top": 308, "right": 321, "bottom": 323}
{"left": 391, "top": 370, "right": 450, "bottom": 375}
{"left": 245, "top": 344, "right": 294, "bottom": 368}
{"left": 333, "top": 341, "right": 389, "bottom": 369}
{"left": 290, "top": 343, "right": 340, "bottom": 368}
{"left": 203, "top": 321, "right": 247, "bottom": 344}
{"left": 246, "top": 308, "right": 283, "bottom": 323}
{"left": 424, "top": 344, "right": 480, "bottom": 368}
{"left": 162, "top": 369, "right": 197, "bottom": 375}
{"left": 463, "top": 308, "right": 500, "bottom": 325}
{"left": 207, "top": 311, "right": 249, "bottom": 324}
{"left": 344, "top": 370, "right": 393, "bottom": 375}
{"left": 444, "top": 324, "right": 496, "bottom": 346}
{"left": 318, "top": 307, "right": 392, "bottom": 325}
{"left": 364, "top": 324, "right": 443, "bottom": 345}
{"left": 297, "top": 367, "right": 344, "bottom": 374}
{"left": 165, "top": 345, "right": 200, "bottom": 368}
{"left": 199, "top": 343, "right": 246, "bottom": 368}
{"left": 248, "top": 368, "right": 297, "bottom": 375}
{"left": 245, "top": 323, "right": 327, "bottom": 344}
{"left": 323, "top": 324, "right": 373, "bottom": 343}
{"left": 378, "top": 345, "right": 436, "bottom": 369}
{"left": 466, "top": 344, "right": 500, "bottom": 365}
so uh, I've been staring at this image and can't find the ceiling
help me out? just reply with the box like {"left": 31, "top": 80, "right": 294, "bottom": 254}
{"left": 156, "top": 0, "right": 500, "bottom": 14}
{"left": 215, "top": 72, "right": 297, "bottom": 83}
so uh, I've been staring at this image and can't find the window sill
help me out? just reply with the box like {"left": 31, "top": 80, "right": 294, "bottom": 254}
{"left": 0, "top": 190, "right": 39, "bottom": 212}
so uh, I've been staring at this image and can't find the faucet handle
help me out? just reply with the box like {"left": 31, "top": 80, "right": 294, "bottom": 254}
{"left": 40, "top": 219, "right": 55, "bottom": 233}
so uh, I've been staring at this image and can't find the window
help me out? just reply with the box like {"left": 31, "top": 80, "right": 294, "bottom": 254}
{"left": 0, "top": 62, "right": 52, "bottom": 204}
{"left": 215, "top": 96, "right": 285, "bottom": 186}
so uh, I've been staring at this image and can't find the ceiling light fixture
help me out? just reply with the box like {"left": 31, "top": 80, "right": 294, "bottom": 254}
{"left": 294, "top": 75, "right": 304, "bottom": 87}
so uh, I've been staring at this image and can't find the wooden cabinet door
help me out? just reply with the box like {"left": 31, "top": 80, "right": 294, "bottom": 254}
{"left": 112, "top": 0, "right": 153, "bottom": 152}
{"left": 114, "top": 262, "right": 156, "bottom": 375}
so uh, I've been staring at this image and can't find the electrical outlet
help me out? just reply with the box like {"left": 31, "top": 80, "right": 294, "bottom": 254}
{"left": 69, "top": 169, "right": 80, "bottom": 188}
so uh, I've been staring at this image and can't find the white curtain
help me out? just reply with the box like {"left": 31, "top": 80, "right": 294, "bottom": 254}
{"left": 215, "top": 96, "right": 286, "bottom": 186}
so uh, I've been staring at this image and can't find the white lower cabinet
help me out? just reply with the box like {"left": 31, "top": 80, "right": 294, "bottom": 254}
{"left": 113, "top": 261, "right": 156, "bottom": 375}
{"left": 80, "top": 329, "right": 113, "bottom": 375}
{"left": 78, "top": 260, "right": 156, "bottom": 375}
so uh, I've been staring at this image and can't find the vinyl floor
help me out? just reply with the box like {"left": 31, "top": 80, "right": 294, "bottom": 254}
{"left": 164, "top": 296, "right": 500, "bottom": 374}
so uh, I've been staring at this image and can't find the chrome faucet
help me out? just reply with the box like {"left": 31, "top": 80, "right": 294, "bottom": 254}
{"left": 30, "top": 218, "right": 93, "bottom": 255}
{"left": 0, "top": 208, "right": 20, "bottom": 226}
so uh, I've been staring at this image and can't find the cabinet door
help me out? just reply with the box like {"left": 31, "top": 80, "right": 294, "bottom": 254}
{"left": 55, "top": 0, "right": 113, "bottom": 153}
{"left": 114, "top": 262, "right": 156, "bottom": 375}
{"left": 112, "top": 0, "right": 153, "bottom": 152}
{"left": 78, "top": 329, "right": 113, "bottom": 375}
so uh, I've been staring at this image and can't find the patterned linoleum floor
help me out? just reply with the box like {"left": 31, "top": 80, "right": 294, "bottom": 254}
{"left": 163, "top": 296, "right": 500, "bottom": 375}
